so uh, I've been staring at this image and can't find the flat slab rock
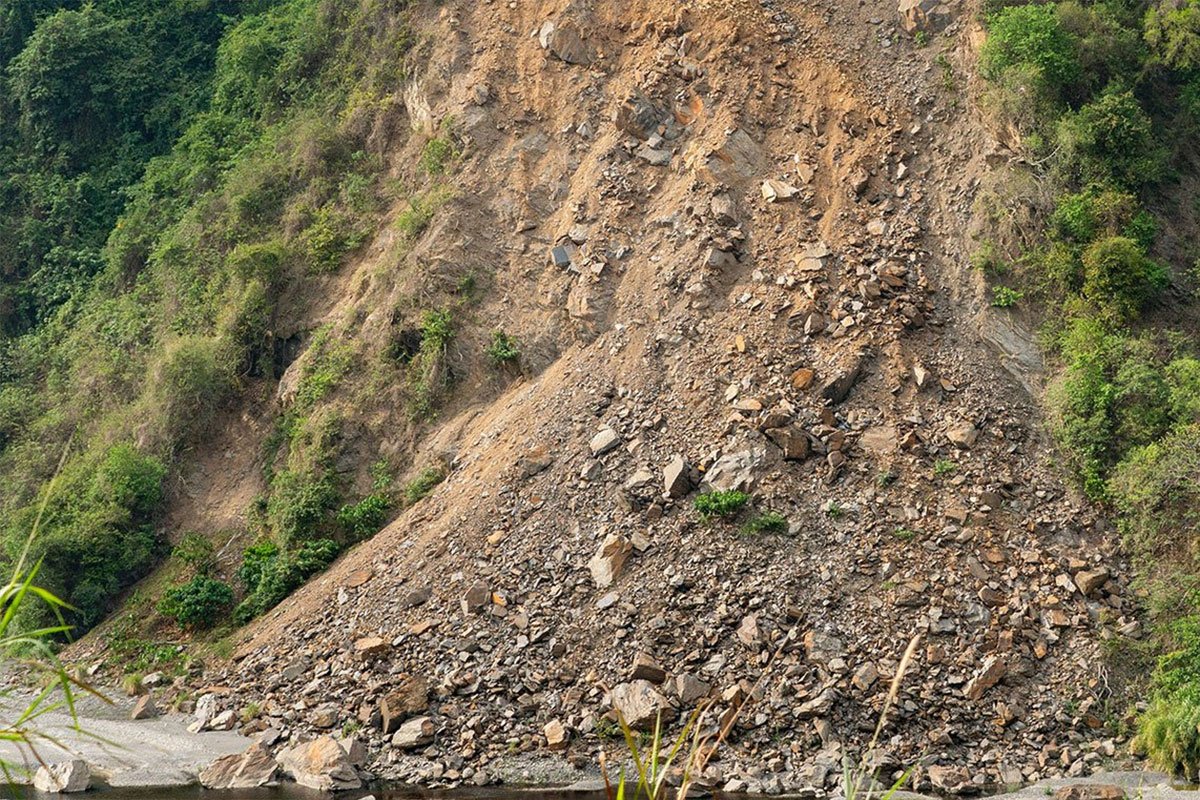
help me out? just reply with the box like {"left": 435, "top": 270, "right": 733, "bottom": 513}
{"left": 0, "top": 697, "right": 251, "bottom": 788}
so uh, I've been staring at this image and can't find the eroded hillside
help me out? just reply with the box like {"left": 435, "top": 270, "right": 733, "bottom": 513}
{"left": 52, "top": 0, "right": 1148, "bottom": 791}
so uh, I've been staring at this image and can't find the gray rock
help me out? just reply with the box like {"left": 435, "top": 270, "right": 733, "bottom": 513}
{"left": 663, "top": 455, "right": 694, "bottom": 498}
{"left": 899, "top": 0, "right": 956, "bottom": 33}
{"left": 130, "top": 695, "right": 159, "bottom": 721}
{"left": 701, "top": 448, "right": 763, "bottom": 492}
{"left": 611, "top": 680, "right": 673, "bottom": 730}
{"left": 392, "top": 716, "right": 436, "bottom": 749}
{"left": 589, "top": 427, "right": 620, "bottom": 455}
{"left": 33, "top": 760, "right": 90, "bottom": 793}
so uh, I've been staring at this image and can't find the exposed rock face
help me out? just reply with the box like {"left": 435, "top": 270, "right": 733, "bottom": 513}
{"left": 33, "top": 760, "right": 90, "bottom": 793}
{"left": 199, "top": 743, "right": 279, "bottom": 790}
{"left": 276, "top": 736, "right": 362, "bottom": 791}
{"left": 898, "top": 0, "right": 956, "bottom": 33}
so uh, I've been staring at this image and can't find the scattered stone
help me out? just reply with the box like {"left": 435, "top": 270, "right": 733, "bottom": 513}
{"left": 392, "top": 716, "right": 436, "bottom": 749}
{"left": 631, "top": 652, "right": 667, "bottom": 683}
{"left": 701, "top": 448, "right": 763, "bottom": 492}
{"left": 380, "top": 677, "right": 429, "bottom": 733}
{"left": 311, "top": 704, "right": 340, "bottom": 728}
{"left": 761, "top": 179, "right": 800, "bottom": 202}
{"left": 964, "top": 655, "right": 1007, "bottom": 700}
{"left": 589, "top": 427, "right": 621, "bottom": 456}
{"left": 200, "top": 743, "right": 279, "bottom": 790}
{"left": 946, "top": 421, "right": 979, "bottom": 448}
{"left": 588, "top": 534, "right": 632, "bottom": 588}
{"left": 899, "top": 0, "right": 956, "bottom": 33}
{"left": 852, "top": 662, "right": 878, "bottom": 691}
{"left": 1054, "top": 786, "right": 1125, "bottom": 800}
{"left": 927, "top": 765, "right": 971, "bottom": 794}
{"left": 1075, "top": 568, "right": 1110, "bottom": 596}
{"left": 33, "top": 760, "right": 90, "bottom": 794}
{"left": 675, "top": 673, "right": 711, "bottom": 704}
{"left": 663, "top": 455, "right": 694, "bottom": 498}
{"left": 765, "top": 426, "right": 810, "bottom": 461}
{"left": 544, "top": 719, "right": 569, "bottom": 750}
{"left": 130, "top": 694, "right": 159, "bottom": 720}
{"left": 611, "top": 680, "right": 673, "bottom": 729}
{"left": 462, "top": 581, "right": 491, "bottom": 613}
{"left": 821, "top": 354, "right": 868, "bottom": 404}
{"left": 353, "top": 636, "right": 390, "bottom": 660}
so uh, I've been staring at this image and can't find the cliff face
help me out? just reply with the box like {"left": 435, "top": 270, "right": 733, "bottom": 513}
{"left": 66, "top": 0, "right": 1136, "bottom": 790}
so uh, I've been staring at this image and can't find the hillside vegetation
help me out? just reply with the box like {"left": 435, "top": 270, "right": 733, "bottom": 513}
{"left": 0, "top": 0, "right": 420, "bottom": 631}
{"left": 974, "top": 0, "right": 1200, "bottom": 772}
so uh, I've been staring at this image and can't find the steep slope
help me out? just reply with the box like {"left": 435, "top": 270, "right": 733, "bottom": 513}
{"left": 72, "top": 0, "right": 1139, "bottom": 790}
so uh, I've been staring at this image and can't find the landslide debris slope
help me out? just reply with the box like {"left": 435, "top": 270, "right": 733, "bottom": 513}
{"left": 94, "top": 0, "right": 1138, "bottom": 790}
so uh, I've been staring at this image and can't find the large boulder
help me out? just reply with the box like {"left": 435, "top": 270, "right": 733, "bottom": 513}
{"left": 611, "top": 680, "right": 674, "bottom": 730}
{"left": 199, "top": 743, "right": 279, "bottom": 790}
{"left": 392, "top": 716, "right": 436, "bottom": 749}
{"left": 276, "top": 736, "right": 362, "bottom": 791}
{"left": 33, "top": 760, "right": 90, "bottom": 793}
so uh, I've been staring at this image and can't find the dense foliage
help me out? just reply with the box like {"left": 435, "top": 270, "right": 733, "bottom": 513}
{"left": 0, "top": 0, "right": 416, "bottom": 633}
{"left": 976, "top": 0, "right": 1200, "bottom": 774}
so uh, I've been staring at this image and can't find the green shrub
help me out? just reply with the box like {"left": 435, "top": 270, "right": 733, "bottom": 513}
{"left": 981, "top": 4, "right": 1080, "bottom": 93}
{"left": 237, "top": 540, "right": 280, "bottom": 593}
{"left": 419, "top": 136, "right": 457, "bottom": 176}
{"left": 336, "top": 493, "right": 391, "bottom": 540}
{"left": 1145, "top": 0, "right": 1200, "bottom": 71}
{"left": 152, "top": 335, "right": 238, "bottom": 447}
{"left": 992, "top": 285, "right": 1023, "bottom": 307}
{"left": 266, "top": 468, "right": 338, "bottom": 546}
{"left": 172, "top": 533, "right": 215, "bottom": 574}
{"left": 235, "top": 536, "right": 341, "bottom": 622}
{"left": 158, "top": 575, "right": 233, "bottom": 629}
{"left": 403, "top": 466, "right": 445, "bottom": 505}
{"left": 741, "top": 511, "right": 788, "bottom": 534}
{"left": 1138, "top": 694, "right": 1200, "bottom": 779}
{"left": 1055, "top": 91, "right": 1166, "bottom": 189}
{"left": 694, "top": 490, "right": 750, "bottom": 521}
{"left": 485, "top": 330, "right": 520, "bottom": 365}
{"left": 1080, "top": 235, "right": 1167, "bottom": 322}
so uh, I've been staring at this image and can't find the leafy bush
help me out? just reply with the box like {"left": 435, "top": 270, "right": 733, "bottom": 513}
{"left": 266, "top": 468, "right": 338, "bottom": 547}
{"left": 1080, "top": 235, "right": 1166, "bottom": 322}
{"left": 151, "top": 335, "right": 237, "bottom": 447}
{"left": 981, "top": 4, "right": 1080, "bottom": 93}
{"left": 992, "top": 285, "right": 1023, "bottom": 307}
{"left": 158, "top": 575, "right": 233, "bottom": 629}
{"left": 694, "top": 490, "right": 750, "bottom": 521}
{"left": 172, "top": 532, "right": 215, "bottom": 574}
{"left": 336, "top": 493, "right": 391, "bottom": 540}
{"left": 235, "top": 536, "right": 341, "bottom": 622}
{"left": 1055, "top": 91, "right": 1165, "bottom": 188}
{"left": 485, "top": 330, "right": 520, "bottom": 365}
{"left": 741, "top": 511, "right": 788, "bottom": 534}
{"left": 419, "top": 136, "right": 457, "bottom": 176}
